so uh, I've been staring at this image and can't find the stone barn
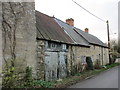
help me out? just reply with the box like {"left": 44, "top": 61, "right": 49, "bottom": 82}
{"left": 35, "top": 11, "right": 109, "bottom": 81}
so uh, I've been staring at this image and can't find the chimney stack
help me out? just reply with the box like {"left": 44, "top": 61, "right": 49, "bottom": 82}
{"left": 84, "top": 28, "right": 89, "bottom": 33}
{"left": 66, "top": 18, "right": 74, "bottom": 26}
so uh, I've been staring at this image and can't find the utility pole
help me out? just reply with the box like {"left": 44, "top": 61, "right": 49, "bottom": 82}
{"left": 106, "top": 20, "right": 111, "bottom": 64}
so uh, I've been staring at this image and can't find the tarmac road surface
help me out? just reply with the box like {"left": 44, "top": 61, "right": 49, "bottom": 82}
{"left": 68, "top": 66, "right": 119, "bottom": 88}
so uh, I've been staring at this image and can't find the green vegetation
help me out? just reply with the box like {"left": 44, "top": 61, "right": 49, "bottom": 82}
{"left": 2, "top": 60, "right": 19, "bottom": 88}
{"left": 22, "top": 66, "right": 33, "bottom": 87}
{"left": 32, "top": 80, "right": 53, "bottom": 88}
{"left": 110, "top": 39, "right": 120, "bottom": 59}
{"left": 3, "top": 63, "right": 120, "bottom": 88}
{"left": 16, "top": 66, "right": 53, "bottom": 88}
{"left": 105, "top": 63, "right": 120, "bottom": 68}
{"left": 18, "top": 80, "right": 53, "bottom": 88}
{"left": 2, "top": 66, "right": 16, "bottom": 88}
{"left": 111, "top": 52, "right": 118, "bottom": 63}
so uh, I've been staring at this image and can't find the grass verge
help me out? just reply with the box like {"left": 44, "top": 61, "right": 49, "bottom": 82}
{"left": 14, "top": 63, "right": 120, "bottom": 88}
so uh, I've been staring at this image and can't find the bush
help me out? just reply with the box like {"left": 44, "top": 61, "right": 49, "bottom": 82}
{"left": 86, "top": 57, "right": 94, "bottom": 70}
{"left": 32, "top": 80, "right": 52, "bottom": 88}
{"left": 112, "top": 54, "right": 117, "bottom": 63}
{"left": 17, "top": 67, "right": 52, "bottom": 88}
{"left": 22, "top": 66, "right": 33, "bottom": 87}
{"left": 2, "top": 64, "right": 18, "bottom": 88}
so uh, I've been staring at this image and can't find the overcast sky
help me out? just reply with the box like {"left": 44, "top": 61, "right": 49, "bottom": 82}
{"left": 35, "top": 0, "right": 119, "bottom": 43}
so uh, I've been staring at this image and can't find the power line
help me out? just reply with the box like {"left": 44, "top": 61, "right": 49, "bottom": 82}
{"left": 72, "top": 0, "right": 106, "bottom": 23}
{"left": 72, "top": 0, "right": 113, "bottom": 64}
{"left": 109, "top": 29, "right": 117, "bottom": 39}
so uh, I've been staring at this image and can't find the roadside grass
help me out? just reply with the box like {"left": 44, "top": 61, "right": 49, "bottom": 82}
{"left": 15, "top": 63, "right": 120, "bottom": 88}
{"left": 105, "top": 63, "right": 120, "bottom": 68}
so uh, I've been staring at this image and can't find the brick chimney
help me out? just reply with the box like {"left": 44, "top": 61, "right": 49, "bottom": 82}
{"left": 84, "top": 28, "right": 89, "bottom": 33}
{"left": 66, "top": 18, "right": 74, "bottom": 26}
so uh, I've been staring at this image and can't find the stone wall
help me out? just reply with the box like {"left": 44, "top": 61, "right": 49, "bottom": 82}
{"left": 67, "top": 45, "right": 90, "bottom": 75}
{"left": 103, "top": 48, "right": 109, "bottom": 65}
{"left": 1, "top": 1, "right": 37, "bottom": 78}
{"left": 36, "top": 40, "right": 109, "bottom": 80}
{"left": 36, "top": 40, "right": 45, "bottom": 80}
{"left": 67, "top": 45, "right": 109, "bottom": 75}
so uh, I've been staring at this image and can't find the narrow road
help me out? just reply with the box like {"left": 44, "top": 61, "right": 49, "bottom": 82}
{"left": 68, "top": 66, "right": 118, "bottom": 88}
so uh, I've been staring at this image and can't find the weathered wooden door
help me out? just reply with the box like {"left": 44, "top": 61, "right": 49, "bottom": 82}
{"left": 57, "top": 52, "right": 67, "bottom": 79}
{"left": 45, "top": 51, "right": 67, "bottom": 81}
{"left": 45, "top": 52, "right": 58, "bottom": 81}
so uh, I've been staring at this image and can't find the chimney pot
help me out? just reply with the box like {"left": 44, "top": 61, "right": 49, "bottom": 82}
{"left": 66, "top": 18, "right": 74, "bottom": 26}
{"left": 85, "top": 28, "right": 89, "bottom": 33}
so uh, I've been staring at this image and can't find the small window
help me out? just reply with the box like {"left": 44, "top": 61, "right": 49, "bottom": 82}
{"left": 92, "top": 55, "right": 94, "bottom": 62}
{"left": 48, "top": 42, "right": 51, "bottom": 48}
{"left": 81, "top": 56, "right": 86, "bottom": 64}
{"left": 46, "top": 41, "right": 61, "bottom": 50}
{"left": 51, "top": 43, "right": 56, "bottom": 48}
{"left": 62, "top": 44, "right": 67, "bottom": 50}
{"left": 66, "top": 45, "right": 69, "bottom": 49}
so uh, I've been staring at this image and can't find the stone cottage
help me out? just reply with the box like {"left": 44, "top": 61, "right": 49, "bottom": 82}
{"left": 0, "top": 1, "right": 109, "bottom": 83}
{"left": 35, "top": 11, "right": 109, "bottom": 81}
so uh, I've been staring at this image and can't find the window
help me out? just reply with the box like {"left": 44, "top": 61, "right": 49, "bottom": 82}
{"left": 92, "top": 55, "right": 94, "bottom": 62}
{"left": 81, "top": 56, "right": 86, "bottom": 64}
{"left": 45, "top": 41, "right": 68, "bottom": 51}
{"left": 51, "top": 43, "right": 56, "bottom": 48}
{"left": 66, "top": 45, "right": 69, "bottom": 49}
{"left": 62, "top": 44, "right": 67, "bottom": 50}
{"left": 46, "top": 41, "right": 58, "bottom": 49}
{"left": 48, "top": 42, "right": 51, "bottom": 48}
